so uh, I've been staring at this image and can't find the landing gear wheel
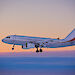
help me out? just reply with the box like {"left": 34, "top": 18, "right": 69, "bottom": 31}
{"left": 40, "top": 49, "right": 42, "bottom": 52}
{"left": 12, "top": 48, "right": 14, "bottom": 50}
{"left": 12, "top": 45, "right": 15, "bottom": 50}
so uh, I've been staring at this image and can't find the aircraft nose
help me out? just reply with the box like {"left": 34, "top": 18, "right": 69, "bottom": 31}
{"left": 2, "top": 39, "right": 5, "bottom": 43}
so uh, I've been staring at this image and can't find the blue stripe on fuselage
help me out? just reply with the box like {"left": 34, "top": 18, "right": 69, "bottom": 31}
{"left": 14, "top": 35, "right": 51, "bottom": 40}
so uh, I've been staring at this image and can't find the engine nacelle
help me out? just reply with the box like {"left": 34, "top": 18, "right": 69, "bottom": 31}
{"left": 22, "top": 43, "right": 35, "bottom": 49}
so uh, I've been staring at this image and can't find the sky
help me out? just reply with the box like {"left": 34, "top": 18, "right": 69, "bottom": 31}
{"left": 0, "top": 0, "right": 75, "bottom": 53}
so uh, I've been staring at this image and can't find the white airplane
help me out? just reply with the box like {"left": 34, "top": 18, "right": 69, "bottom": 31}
{"left": 2, "top": 29, "right": 75, "bottom": 52}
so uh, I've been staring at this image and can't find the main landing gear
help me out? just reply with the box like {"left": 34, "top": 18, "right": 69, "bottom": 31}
{"left": 12, "top": 45, "right": 15, "bottom": 50}
{"left": 40, "top": 49, "right": 42, "bottom": 52}
{"left": 35, "top": 44, "right": 43, "bottom": 53}
{"left": 36, "top": 48, "right": 43, "bottom": 53}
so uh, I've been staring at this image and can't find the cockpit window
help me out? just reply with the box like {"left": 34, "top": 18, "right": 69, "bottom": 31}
{"left": 6, "top": 37, "right": 10, "bottom": 38}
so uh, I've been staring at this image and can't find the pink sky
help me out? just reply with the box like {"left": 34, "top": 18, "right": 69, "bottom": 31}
{"left": 0, "top": 50, "right": 75, "bottom": 57}
{"left": 0, "top": 0, "right": 75, "bottom": 52}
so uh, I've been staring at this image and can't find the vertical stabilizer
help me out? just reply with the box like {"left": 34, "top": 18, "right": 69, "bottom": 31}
{"left": 64, "top": 29, "right": 75, "bottom": 41}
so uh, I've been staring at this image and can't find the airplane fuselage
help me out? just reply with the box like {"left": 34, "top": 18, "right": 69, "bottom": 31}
{"left": 2, "top": 35, "right": 75, "bottom": 49}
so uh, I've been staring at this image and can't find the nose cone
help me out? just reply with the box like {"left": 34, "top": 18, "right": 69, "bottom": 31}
{"left": 2, "top": 39, "right": 4, "bottom": 42}
{"left": 2, "top": 39, "right": 6, "bottom": 43}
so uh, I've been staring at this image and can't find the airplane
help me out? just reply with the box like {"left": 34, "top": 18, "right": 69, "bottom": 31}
{"left": 2, "top": 28, "right": 75, "bottom": 53}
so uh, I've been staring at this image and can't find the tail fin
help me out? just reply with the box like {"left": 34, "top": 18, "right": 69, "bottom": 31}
{"left": 64, "top": 28, "right": 75, "bottom": 41}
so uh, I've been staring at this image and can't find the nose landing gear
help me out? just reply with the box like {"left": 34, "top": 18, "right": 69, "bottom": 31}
{"left": 12, "top": 45, "right": 15, "bottom": 50}
{"left": 12, "top": 48, "right": 14, "bottom": 50}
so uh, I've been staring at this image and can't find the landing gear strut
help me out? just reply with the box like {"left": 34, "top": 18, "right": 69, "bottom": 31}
{"left": 12, "top": 45, "right": 15, "bottom": 50}
{"left": 36, "top": 48, "right": 39, "bottom": 53}
{"left": 35, "top": 44, "right": 43, "bottom": 53}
